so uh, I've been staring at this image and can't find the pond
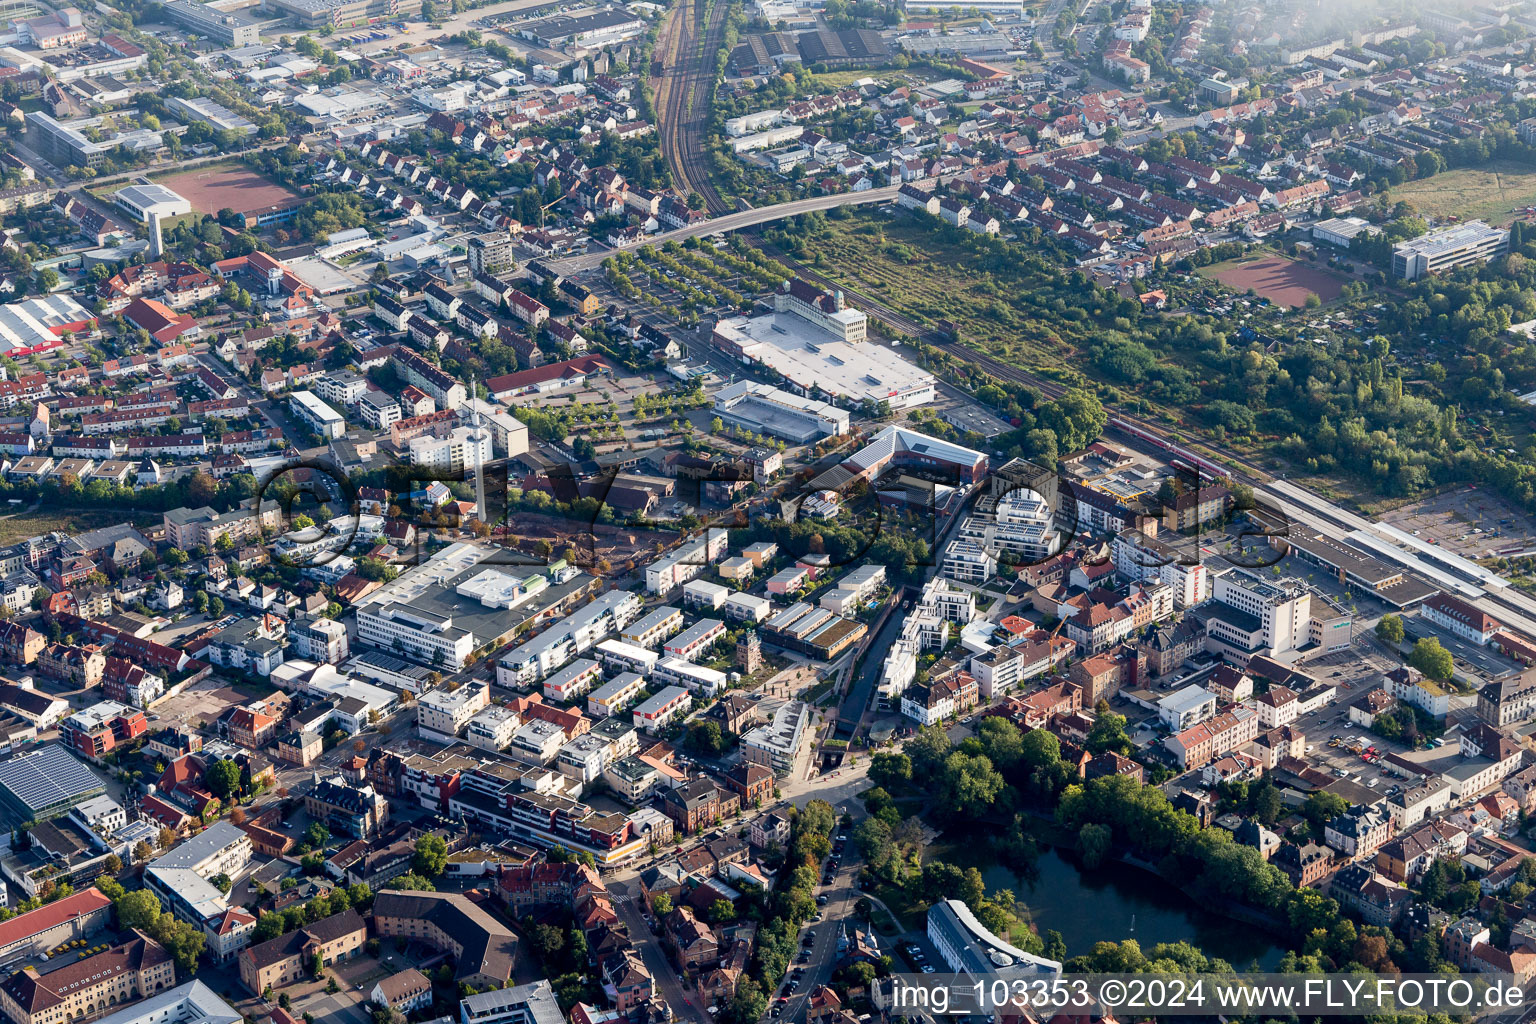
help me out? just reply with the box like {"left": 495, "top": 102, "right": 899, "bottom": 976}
{"left": 968, "top": 846, "right": 1288, "bottom": 970}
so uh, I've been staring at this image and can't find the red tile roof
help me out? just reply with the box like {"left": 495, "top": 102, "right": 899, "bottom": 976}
{"left": 0, "top": 888, "right": 111, "bottom": 951}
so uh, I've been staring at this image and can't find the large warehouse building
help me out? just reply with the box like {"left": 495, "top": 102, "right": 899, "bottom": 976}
{"left": 712, "top": 279, "right": 934, "bottom": 411}
{"left": 0, "top": 294, "right": 95, "bottom": 356}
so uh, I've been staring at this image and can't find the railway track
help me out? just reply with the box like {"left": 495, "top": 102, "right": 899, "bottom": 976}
{"left": 652, "top": 0, "right": 732, "bottom": 214}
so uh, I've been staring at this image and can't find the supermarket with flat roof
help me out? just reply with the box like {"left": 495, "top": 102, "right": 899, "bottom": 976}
{"left": 712, "top": 312, "right": 935, "bottom": 411}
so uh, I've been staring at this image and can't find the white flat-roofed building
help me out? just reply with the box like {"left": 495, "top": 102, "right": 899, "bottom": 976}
{"left": 356, "top": 602, "right": 475, "bottom": 671}
{"left": 1158, "top": 684, "right": 1218, "bottom": 730}
{"left": 496, "top": 589, "right": 643, "bottom": 685}
{"left": 460, "top": 397, "right": 530, "bottom": 459}
{"left": 410, "top": 425, "right": 492, "bottom": 474}
{"left": 144, "top": 821, "right": 252, "bottom": 929}
{"left": 290, "top": 390, "right": 345, "bottom": 440}
{"left": 683, "top": 579, "right": 730, "bottom": 610}
{"left": 725, "top": 109, "right": 784, "bottom": 136}
{"left": 663, "top": 619, "right": 726, "bottom": 662}
{"left": 928, "top": 898, "right": 1061, "bottom": 980}
{"left": 604, "top": 755, "right": 659, "bottom": 803}
{"left": 509, "top": 717, "right": 566, "bottom": 764}
{"left": 587, "top": 671, "right": 646, "bottom": 717}
{"left": 713, "top": 380, "right": 850, "bottom": 443}
{"left": 455, "top": 569, "right": 548, "bottom": 611}
{"left": 165, "top": 95, "right": 257, "bottom": 135}
{"left": 85, "top": 981, "right": 241, "bottom": 1024}
{"left": 740, "top": 700, "right": 810, "bottom": 776}
{"left": 820, "top": 589, "right": 859, "bottom": 615}
{"left": 1313, "top": 216, "right": 1378, "bottom": 247}
{"left": 159, "top": 0, "right": 259, "bottom": 45}
{"left": 712, "top": 313, "right": 935, "bottom": 411}
{"left": 646, "top": 529, "right": 729, "bottom": 594}
{"left": 621, "top": 606, "right": 684, "bottom": 648}
{"left": 542, "top": 658, "right": 602, "bottom": 703}
{"left": 1211, "top": 568, "right": 1312, "bottom": 655}
{"left": 556, "top": 721, "right": 637, "bottom": 785}
{"left": 465, "top": 705, "right": 520, "bottom": 751}
{"left": 357, "top": 391, "right": 401, "bottom": 429}
{"left": 829, "top": 564, "right": 885, "bottom": 603}
{"left": 112, "top": 183, "right": 191, "bottom": 221}
{"left": 632, "top": 685, "right": 691, "bottom": 733}
{"left": 941, "top": 540, "right": 997, "bottom": 584}
{"left": 417, "top": 682, "right": 490, "bottom": 738}
{"left": 459, "top": 980, "right": 563, "bottom": 1024}
{"left": 596, "top": 638, "right": 659, "bottom": 675}
{"left": 957, "top": 490, "right": 1062, "bottom": 562}
{"left": 1393, "top": 220, "right": 1509, "bottom": 280}
{"left": 0, "top": 294, "right": 95, "bottom": 355}
{"left": 723, "top": 592, "right": 773, "bottom": 622}
{"left": 653, "top": 657, "right": 727, "bottom": 696}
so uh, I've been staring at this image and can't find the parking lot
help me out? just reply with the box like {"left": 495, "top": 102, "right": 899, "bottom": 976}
{"left": 1381, "top": 485, "right": 1536, "bottom": 560}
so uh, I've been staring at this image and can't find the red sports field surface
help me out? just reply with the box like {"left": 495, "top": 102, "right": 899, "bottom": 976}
{"left": 156, "top": 166, "right": 301, "bottom": 216}
{"left": 1210, "top": 255, "right": 1346, "bottom": 308}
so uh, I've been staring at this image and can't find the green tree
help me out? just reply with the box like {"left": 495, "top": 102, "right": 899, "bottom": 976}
{"left": 116, "top": 889, "right": 161, "bottom": 931}
{"left": 203, "top": 758, "right": 241, "bottom": 802}
{"left": 975, "top": 717, "right": 1025, "bottom": 772}
{"left": 1085, "top": 704, "right": 1133, "bottom": 755}
{"left": 1303, "top": 791, "right": 1349, "bottom": 837}
{"left": 1078, "top": 822, "right": 1112, "bottom": 868}
{"left": 414, "top": 833, "right": 449, "bottom": 876}
{"left": 867, "top": 751, "right": 912, "bottom": 789}
{"left": 148, "top": 912, "right": 204, "bottom": 973}
{"left": 1408, "top": 637, "right": 1455, "bottom": 682}
{"left": 934, "top": 752, "right": 1005, "bottom": 819}
{"left": 686, "top": 719, "right": 727, "bottom": 756}
{"left": 1375, "top": 614, "right": 1405, "bottom": 645}
{"left": 652, "top": 893, "right": 673, "bottom": 915}
{"left": 729, "top": 975, "right": 768, "bottom": 1024}
{"left": 906, "top": 726, "right": 952, "bottom": 783}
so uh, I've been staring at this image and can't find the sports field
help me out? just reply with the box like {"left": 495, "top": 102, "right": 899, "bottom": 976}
{"left": 156, "top": 164, "right": 301, "bottom": 218}
{"left": 1387, "top": 161, "right": 1536, "bottom": 226}
{"left": 1204, "top": 254, "right": 1346, "bottom": 308}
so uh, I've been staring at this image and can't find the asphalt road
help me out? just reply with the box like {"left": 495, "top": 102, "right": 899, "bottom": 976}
{"left": 610, "top": 881, "right": 716, "bottom": 1024}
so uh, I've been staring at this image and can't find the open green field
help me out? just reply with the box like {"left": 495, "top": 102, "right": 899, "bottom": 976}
{"left": 1387, "top": 161, "right": 1536, "bottom": 226}
{"left": 773, "top": 213, "right": 1071, "bottom": 368}
{"left": 0, "top": 508, "right": 155, "bottom": 548}
{"left": 800, "top": 70, "right": 889, "bottom": 91}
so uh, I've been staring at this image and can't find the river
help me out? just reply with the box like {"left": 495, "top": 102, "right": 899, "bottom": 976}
{"left": 965, "top": 846, "right": 1287, "bottom": 969}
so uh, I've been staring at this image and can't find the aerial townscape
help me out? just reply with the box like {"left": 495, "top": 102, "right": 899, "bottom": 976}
{"left": 7, "top": 0, "right": 1536, "bottom": 1021}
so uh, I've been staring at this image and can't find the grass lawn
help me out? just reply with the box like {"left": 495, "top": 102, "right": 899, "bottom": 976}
{"left": 779, "top": 212, "right": 1068, "bottom": 368}
{"left": 0, "top": 508, "right": 154, "bottom": 548}
{"left": 801, "top": 70, "right": 887, "bottom": 91}
{"left": 1387, "top": 161, "right": 1536, "bottom": 226}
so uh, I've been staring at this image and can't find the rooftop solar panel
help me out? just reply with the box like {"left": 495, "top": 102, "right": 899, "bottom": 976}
{"left": 0, "top": 745, "right": 104, "bottom": 814}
